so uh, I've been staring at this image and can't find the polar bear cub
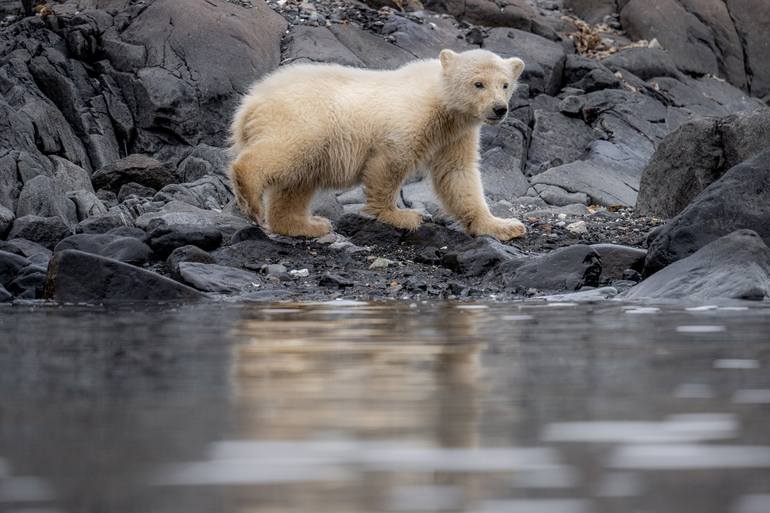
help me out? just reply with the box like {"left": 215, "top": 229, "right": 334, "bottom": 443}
{"left": 229, "top": 48, "right": 527, "bottom": 240}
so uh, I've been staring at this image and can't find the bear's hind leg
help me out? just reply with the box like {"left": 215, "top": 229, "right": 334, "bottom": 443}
{"left": 361, "top": 155, "right": 423, "bottom": 231}
{"left": 267, "top": 185, "right": 331, "bottom": 238}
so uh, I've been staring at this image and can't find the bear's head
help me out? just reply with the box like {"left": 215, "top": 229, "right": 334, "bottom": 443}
{"left": 439, "top": 49, "right": 525, "bottom": 125}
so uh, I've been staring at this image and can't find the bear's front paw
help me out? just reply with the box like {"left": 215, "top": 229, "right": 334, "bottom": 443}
{"left": 376, "top": 209, "right": 423, "bottom": 231}
{"left": 470, "top": 217, "right": 527, "bottom": 241}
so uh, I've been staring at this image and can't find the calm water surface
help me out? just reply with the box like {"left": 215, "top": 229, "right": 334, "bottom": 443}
{"left": 1, "top": 300, "right": 769, "bottom": 513}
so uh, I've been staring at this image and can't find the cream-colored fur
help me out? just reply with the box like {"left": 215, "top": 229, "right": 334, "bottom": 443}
{"left": 229, "top": 48, "right": 527, "bottom": 240}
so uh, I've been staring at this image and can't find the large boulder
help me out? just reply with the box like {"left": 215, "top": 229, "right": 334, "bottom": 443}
{"left": 645, "top": 148, "right": 770, "bottom": 275}
{"left": 726, "top": 0, "right": 770, "bottom": 99}
{"left": 626, "top": 230, "right": 770, "bottom": 301}
{"left": 637, "top": 111, "right": 770, "bottom": 218}
{"left": 423, "top": 0, "right": 548, "bottom": 34}
{"left": 44, "top": 250, "right": 203, "bottom": 302}
{"left": 7, "top": 215, "right": 72, "bottom": 250}
{"left": 620, "top": 0, "right": 747, "bottom": 90}
{"left": 483, "top": 28, "right": 566, "bottom": 96}
{"left": 564, "top": 0, "right": 618, "bottom": 24}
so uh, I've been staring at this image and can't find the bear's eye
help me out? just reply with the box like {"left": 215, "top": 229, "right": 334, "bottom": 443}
{"left": 474, "top": 81, "right": 484, "bottom": 89}
{"left": 503, "top": 83, "right": 509, "bottom": 89}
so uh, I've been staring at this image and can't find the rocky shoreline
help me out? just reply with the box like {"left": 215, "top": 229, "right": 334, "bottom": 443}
{"left": 0, "top": 0, "right": 769, "bottom": 304}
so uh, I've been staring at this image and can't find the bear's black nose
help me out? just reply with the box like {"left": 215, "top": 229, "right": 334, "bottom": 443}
{"left": 493, "top": 105, "right": 508, "bottom": 118}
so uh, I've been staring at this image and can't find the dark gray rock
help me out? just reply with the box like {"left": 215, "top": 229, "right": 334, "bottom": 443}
{"left": 68, "top": 190, "right": 109, "bottom": 221}
{"left": 645, "top": 148, "right": 770, "bottom": 275}
{"left": 480, "top": 147, "right": 531, "bottom": 201}
{"left": 564, "top": 0, "right": 617, "bottom": 24}
{"left": 16, "top": 175, "right": 78, "bottom": 226}
{"left": 45, "top": 249, "right": 204, "bottom": 302}
{"left": 175, "top": 144, "right": 231, "bottom": 182}
{"left": 423, "top": 0, "right": 547, "bottom": 34}
{"left": 91, "top": 154, "right": 177, "bottom": 193}
{"left": 626, "top": 230, "right": 770, "bottom": 301}
{"left": 117, "top": 182, "right": 157, "bottom": 203}
{"left": 319, "top": 272, "right": 354, "bottom": 289}
{"left": 328, "top": 23, "right": 414, "bottom": 69}
{"left": 530, "top": 160, "right": 638, "bottom": 206}
{"left": 443, "top": 237, "right": 524, "bottom": 276}
{"left": 526, "top": 110, "right": 596, "bottom": 175}
{"left": 0, "top": 285, "right": 10, "bottom": 302}
{"left": 153, "top": 175, "right": 233, "bottom": 211}
{"left": 0, "top": 239, "right": 51, "bottom": 267}
{"left": 637, "top": 111, "right": 770, "bottom": 218}
{"left": 529, "top": 184, "right": 590, "bottom": 206}
{"left": 166, "top": 245, "right": 216, "bottom": 282}
{"left": 591, "top": 243, "right": 646, "bottom": 282}
{"left": 7, "top": 264, "right": 47, "bottom": 299}
{"left": 620, "top": 0, "right": 747, "bottom": 90}
{"left": 54, "top": 234, "right": 153, "bottom": 266}
{"left": 213, "top": 239, "right": 305, "bottom": 271}
{"left": 727, "top": 0, "right": 770, "bottom": 99}
{"left": 7, "top": 216, "right": 72, "bottom": 250}
{"left": 490, "top": 245, "right": 602, "bottom": 292}
{"left": 75, "top": 214, "right": 130, "bottom": 234}
{"left": 602, "top": 47, "right": 681, "bottom": 80}
{"left": 135, "top": 201, "right": 250, "bottom": 240}
{"left": 230, "top": 226, "right": 270, "bottom": 245}
{"left": 483, "top": 27, "right": 566, "bottom": 95}
{"left": 0, "top": 250, "right": 29, "bottom": 288}
{"left": 0, "top": 205, "right": 13, "bottom": 237}
{"left": 284, "top": 25, "right": 365, "bottom": 67}
{"left": 177, "top": 262, "right": 260, "bottom": 294}
{"left": 147, "top": 224, "right": 223, "bottom": 258}
{"left": 383, "top": 13, "right": 471, "bottom": 59}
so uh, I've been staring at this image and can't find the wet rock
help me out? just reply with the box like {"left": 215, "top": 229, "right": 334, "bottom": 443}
{"left": 490, "top": 245, "right": 602, "bottom": 292}
{"left": 0, "top": 250, "right": 29, "bottom": 288}
{"left": 443, "top": 237, "right": 523, "bottom": 276}
{"left": 54, "top": 234, "right": 153, "bottom": 266}
{"left": 626, "top": 230, "right": 770, "bottom": 301}
{"left": 0, "top": 285, "right": 11, "bottom": 302}
{"left": 0, "top": 205, "right": 13, "bottom": 237}
{"left": 483, "top": 28, "right": 566, "bottom": 95}
{"left": 91, "top": 155, "right": 177, "bottom": 193}
{"left": 7, "top": 264, "right": 47, "bottom": 299}
{"left": 540, "top": 286, "right": 619, "bottom": 301}
{"left": 636, "top": 110, "right": 770, "bottom": 218}
{"left": 590, "top": 243, "right": 646, "bottom": 282}
{"left": 7, "top": 215, "right": 72, "bottom": 250}
{"left": 147, "top": 224, "right": 223, "bottom": 258}
{"left": 645, "top": 148, "right": 770, "bottom": 275}
{"left": 117, "top": 182, "right": 157, "bottom": 203}
{"left": 603, "top": 47, "right": 681, "bottom": 81}
{"left": 319, "top": 272, "right": 354, "bottom": 289}
{"left": 45, "top": 250, "right": 204, "bottom": 302}
{"left": 166, "top": 245, "right": 216, "bottom": 281}
{"left": 177, "top": 262, "right": 261, "bottom": 294}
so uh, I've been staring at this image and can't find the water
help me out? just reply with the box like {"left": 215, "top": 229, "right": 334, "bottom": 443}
{"left": 1, "top": 300, "right": 769, "bottom": 513}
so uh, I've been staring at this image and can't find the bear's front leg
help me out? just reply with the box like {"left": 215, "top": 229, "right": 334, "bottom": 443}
{"left": 430, "top": 134, "right": 526, "bottom": 241}
{"left": 361, "top": 154, "right": 423, "bottom": 231}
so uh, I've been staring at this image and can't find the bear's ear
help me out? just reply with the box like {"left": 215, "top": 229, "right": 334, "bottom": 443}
{"left": 508, "top": 57, "right": 525, "bottom": 79}
{"left": 439, "top": 49, "right": 458, "bottom": 70}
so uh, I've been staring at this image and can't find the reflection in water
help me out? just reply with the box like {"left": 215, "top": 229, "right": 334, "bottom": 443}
{"left": 0, "top": 301, "right": 769, "bottom": 513}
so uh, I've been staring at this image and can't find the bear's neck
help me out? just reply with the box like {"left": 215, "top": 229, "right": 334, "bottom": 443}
{"left": 422, "top": 103, "right": 478, "bottom": 151}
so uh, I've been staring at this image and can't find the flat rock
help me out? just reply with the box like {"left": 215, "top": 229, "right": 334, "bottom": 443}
{"left": 590, "top": 243, "right": 646, "bottom": 282}
{"left": 135, "top": 201, "right": 250, "bottom": 239}
{"left": 0, "top": 239, "right": 52, "bottom": 267}
{"left": 54, "top": 233, "right": 153, "bottom": 266}
{"left": 44, "top": 249, "right": 203, "bottom": 302}
{"left": 603, "top": 47, "right": 682, "bottom": 80}
{"left": 530, "top": 160, "right": 638, "bottom": 207}
{"left": 626, "top": 230, "right": 770, "bottom": 301}
{"left": 166, "top": 246, "right": 216, "bottom": 281}
{"left": 645, "top": 148, "right": 770, "bottom": 275}
{"left": 178, "top": 262, "right": 261, "bottom": 294}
